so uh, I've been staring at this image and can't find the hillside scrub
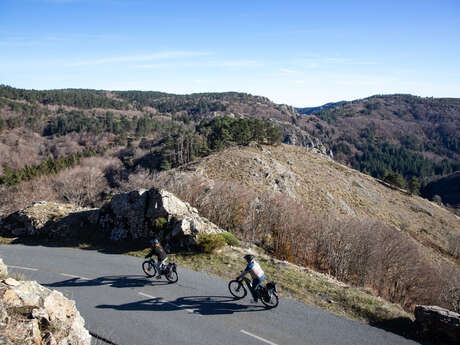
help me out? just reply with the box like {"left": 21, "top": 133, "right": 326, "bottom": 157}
{"left": 197, "top": 233, "right": 227, "bottom": 253}
{"left": 151, "top": 173, "right": 460, "bottom": 312}
{"left": 2, "top": 87, "right": 459, "bottom": 188}
{"left": 1, "top": 140, "right": 458, "bottom": 313}
{"left": 0, "top": 155, "right": 120, "bottom": 217}
{"left": 1, "top": 85, "right": 458, "bottom": 315}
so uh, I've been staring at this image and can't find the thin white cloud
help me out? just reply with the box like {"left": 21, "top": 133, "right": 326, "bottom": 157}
{"left": 255, "top": 29, "right": 322, "bottom": 38}
{"left": 67, "top": 51, "right": 211, "bottom": 66}
{"left": 209, "top": 60, "right": 264, "bottom": 68}
{"left": 332, "top": 73, "right": 396, "bottom": 87}
{"left": 293, "top": 56, "right": 377, "bottom": 69}
{"left": 279, "top": 68, "right": 297, "bottom": 74}
{"left": 325, "top": 57, "right": 377, "bottom": 65}
{"left": 194, "top": 79, "right": 210, "bottom": 84}
{"left": 0, "top": 34, "right": 78, "bottom": 46}
{"left": 130, "top": 64, "right": 167, "bottom": 69}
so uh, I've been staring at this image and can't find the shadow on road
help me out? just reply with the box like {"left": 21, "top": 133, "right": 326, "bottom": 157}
{"left": 44, "top": 275, "right": 170, "bottom": 289}
{"left": 96, "top": 295, "right": 268, "bottom": 315}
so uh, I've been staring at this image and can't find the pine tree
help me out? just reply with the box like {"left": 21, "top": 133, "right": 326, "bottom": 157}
{"left": 408, "top": 177, "right": 421, "bottom": 195}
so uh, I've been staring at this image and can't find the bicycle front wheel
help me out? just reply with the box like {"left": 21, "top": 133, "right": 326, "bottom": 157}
{"left": 142, "top": 260, "right": 157, "bottom": 278}
{"left": 228, "top": 280, "right": 247, "bottom": 299}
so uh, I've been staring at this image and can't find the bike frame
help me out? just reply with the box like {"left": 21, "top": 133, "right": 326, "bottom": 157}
{"left": 150, "top": 258, "right": 176, "bottom": 275}
{"left": 240, "top": 277, "right": 259, "bottom": 298}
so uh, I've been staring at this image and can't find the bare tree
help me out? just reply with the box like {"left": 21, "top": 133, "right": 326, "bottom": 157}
{"left": 55, "top": 166, "right": 106, "bottom": 207}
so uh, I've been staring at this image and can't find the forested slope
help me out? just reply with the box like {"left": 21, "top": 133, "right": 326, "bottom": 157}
{"left": 297, "top": 94, "right": 460, "bottom": 191}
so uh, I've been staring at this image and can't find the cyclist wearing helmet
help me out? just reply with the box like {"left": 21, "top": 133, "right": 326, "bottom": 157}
{"left": 145, "top": 238, "right": 168, "bottom": 277}
{"left": 237, "top": 254, "right": 265, "bottom": 302}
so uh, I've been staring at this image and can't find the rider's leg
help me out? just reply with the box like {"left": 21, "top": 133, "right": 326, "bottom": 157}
{"left": 155, "top": 257, "right": 168, "bottom": 279}
{"left": 159, "top": 257, "right": 168, "bottom": 270}
{"left": 251, "top": 277, "right": 263, "bottom": 302}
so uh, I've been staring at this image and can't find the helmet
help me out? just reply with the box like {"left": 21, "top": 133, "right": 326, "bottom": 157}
{"left": 244, "top": 254, "right": 254, "bottom": 263}
{"left": 150, "top": 238, "right": 159, "bottom": 245}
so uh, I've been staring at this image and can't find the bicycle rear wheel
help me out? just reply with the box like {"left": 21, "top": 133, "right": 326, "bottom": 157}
{"left": 166, "top": 270, "right": 178, "bottom": 283}
{"left": 142, "top": 260, "right": 157, "bottom": 278}
{"left": 260, "top": 288, "right": 279, "bottom": 308}
{"left": 228, "top": 280, "right": 247, "bottom": 299}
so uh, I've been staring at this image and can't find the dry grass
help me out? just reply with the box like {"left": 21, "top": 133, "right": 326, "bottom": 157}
{"left": 146, "top": 144, "right": 460, "bottom": 314}
{"left": 173, "top": 144, "right": 460, "bottom": 264}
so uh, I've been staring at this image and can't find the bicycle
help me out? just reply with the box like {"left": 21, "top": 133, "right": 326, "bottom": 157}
{"left": 228, "top": 276, "right": 279, "bottom": 308}
{"left": 142, "top": 257, "right": 178, "bottom": 283}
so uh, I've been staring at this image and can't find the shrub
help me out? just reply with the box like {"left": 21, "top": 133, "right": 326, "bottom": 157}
{"left": 218, "top": 232, "right": 239, "bottom": 246}
{"left": 154, "top": 217, "right": 167, "bottom": 229}
{"left": 198, "top": 233, "right": 226, "bottom": 253}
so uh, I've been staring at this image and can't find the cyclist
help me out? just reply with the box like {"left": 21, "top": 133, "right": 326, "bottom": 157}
{"left": 237, "top": 254, "right": 265, "bottom": 302}
{"left": 145, "top": 238, "right": 168, "bottom": 278}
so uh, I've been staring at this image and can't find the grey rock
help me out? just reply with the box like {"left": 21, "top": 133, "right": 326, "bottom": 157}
{"left": 0, "top": 258, "right": 7, "bottom": 278}
{"left": 0, "top": 187, "right": 223, "bottom": 249}
{"left": 3, "top": 278, "right": 20, "bottom": 287}
{"left": 414, "top": 305, "right": 460, "bottom": 345}
{"left": 0, "top": 201, "right": 97, "bottom": 239}
{"left": 99, "top": 188, "right": 223, "bottom": 248}
{"left": 0, "top": 275, "right": 91, "bottom": 345}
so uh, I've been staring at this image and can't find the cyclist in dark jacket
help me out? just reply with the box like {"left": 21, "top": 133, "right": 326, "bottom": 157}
{"left": 145, "top": 238, "right": 168, "bottom": 276}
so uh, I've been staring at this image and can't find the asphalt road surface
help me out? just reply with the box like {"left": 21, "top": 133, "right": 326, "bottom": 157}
{"left": 0, "top": 245, "right": 419, "bottom": 345}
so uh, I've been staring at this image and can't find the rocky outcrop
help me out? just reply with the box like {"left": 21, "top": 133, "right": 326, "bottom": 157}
{"left": 273, "top": 120, "right": 333, "bottom": 158}
{"left": 414, "top": 305, "right": 460, "bottom": 345}
{"left": 99, "top": 188, "right": 222, "bottom": 248}
{"left": 1, "top": 188, "right": 223, "bottom": 249}
{"left": 0, "top": 259, "right": 7, "bottom": 279}
{"left": 0, "top": 201, "right": 98, "bottom": 239}
{"left": 0, "top": 277, "right": 91, "bottom": 345}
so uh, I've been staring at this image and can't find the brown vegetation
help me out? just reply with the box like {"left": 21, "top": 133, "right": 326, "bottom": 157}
{"left": 148, "top": 171, "right": 459, "bottom": 312}
{"left": 1, "top": 87, "right": 458, "bottom": 321}
{"left": 0, "top": 154, "right": 121, "bottom": 217}
{"left": 1, "top": 141, "right": 458, "bottom": 314}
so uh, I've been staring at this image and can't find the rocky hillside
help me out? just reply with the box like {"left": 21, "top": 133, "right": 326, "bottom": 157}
{"left": 2, "top": 87, "right": 458, "bottom": 212}
{"left": 144, "top": 143, "right": 459, "bottom": 313}
{"left": 0, "top": 85, "right": 313, "bottom": 175}
{"left": 0, "top": 258, "right": 91, "bottom": 345}
{"left": 0, "top": 188, "right": 223, "bottom": 250}
{"left": 1, "top": 143, "right": 459, "bottom": 314}
{"left": 166, "top": 144, "right": 460, "bottom": 261}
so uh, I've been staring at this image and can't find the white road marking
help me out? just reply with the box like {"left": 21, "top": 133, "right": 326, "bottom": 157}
{"left": 60, "top": 273, "right": 89, "bottom": 280}
{"left": 7, "top": 265, "right": 38, "bottom": 271}
{"left": 138, "top": 292, "right": 195, "bottom": 314}
{"left": 138, "top": 292, "right": 156, "bottom": 299}
{"left": 240, "top": 330, "right": 279, "bottom": 345}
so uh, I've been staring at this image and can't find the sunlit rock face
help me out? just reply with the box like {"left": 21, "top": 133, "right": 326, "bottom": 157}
{"left": 0, "top": 188, "right": 222, "bottom": 250}
{"left": 0, "top": 274, "right": 91, "bottom": 345}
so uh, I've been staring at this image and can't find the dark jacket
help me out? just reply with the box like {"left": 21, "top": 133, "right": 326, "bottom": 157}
{"left": 145, "top": 244, "right": 167, "bottom": 261}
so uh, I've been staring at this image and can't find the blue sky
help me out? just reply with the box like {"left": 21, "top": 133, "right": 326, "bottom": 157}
{"left": 1, "top": 0, "right": 459, "bottom": 106}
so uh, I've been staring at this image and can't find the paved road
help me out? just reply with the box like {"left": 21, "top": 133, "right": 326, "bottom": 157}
{"left": 0, "top": 245, "right": 419, "bottom": 345}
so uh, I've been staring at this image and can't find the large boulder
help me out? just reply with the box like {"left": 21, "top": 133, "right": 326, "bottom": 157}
{"left": 0, "top": 277, "right": 91, "bottom": 345}
{"left": 0, "top": 188, "right": 223, "bottom": 249}
{"left": 99, "top": 188, "right": 222, "bottom": 248}
{"left": 0, "top": 201, "right": 98, "bottom": 239}
{"left": 414, "top": 305, "right": 460, "bottom": 345}
{"left": 0, "top": 258, "right": 7, "bottom": 279}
